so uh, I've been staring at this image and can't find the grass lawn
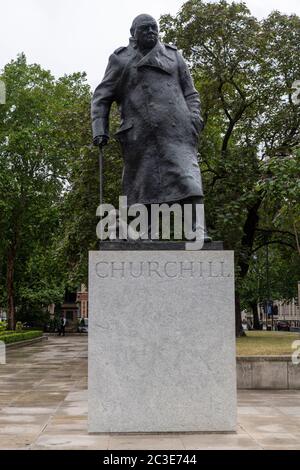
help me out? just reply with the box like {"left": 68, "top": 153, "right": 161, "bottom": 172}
{"left": 236, "top": 331, "right": 300, "bottom": 356}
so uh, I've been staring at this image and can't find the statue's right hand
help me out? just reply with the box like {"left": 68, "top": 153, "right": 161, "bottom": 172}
{"left": 93, "top": 135, "right": 108, "bottom": 147}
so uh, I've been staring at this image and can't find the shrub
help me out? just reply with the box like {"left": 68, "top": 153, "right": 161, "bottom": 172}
{"left": 0, "top": 330, "right": 43, "bottom": 344}
{"left": 15, "top": 321, "right": 23, "bottom": 331}
{"left": 0, "top": 321, "right": 7, "bottom": 333}
{"left": 0, "top": 330, "right": 13, "bottom": 336}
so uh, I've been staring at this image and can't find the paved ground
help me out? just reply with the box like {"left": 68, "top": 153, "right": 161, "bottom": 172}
{"left": 0, "top": 336, "right": 300, "bottom": 450}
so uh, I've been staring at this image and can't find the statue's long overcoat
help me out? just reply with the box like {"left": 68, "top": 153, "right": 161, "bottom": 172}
{"left": 92, "top": 40, "right": 204, "bottom": 205}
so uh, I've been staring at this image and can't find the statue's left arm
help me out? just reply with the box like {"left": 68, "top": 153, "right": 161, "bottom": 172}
{"left": 177, "top": 51, "right": 204, "bottom": 132}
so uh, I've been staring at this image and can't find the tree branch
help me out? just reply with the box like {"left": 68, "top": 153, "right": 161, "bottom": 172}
{"left": 230, "top": 78, "right": 246, "bottom": 101}
{"left": 218, "top": 81, "right": 233, "bottom": 122}
{"left": 256, "top": 228, "right": 296, "bottom": 239}
{"left": 293, "top": 220, "right": 300, "bottom": 256}
{"left": 251, "top": 240, "right": 296, "bottom": 254}
{"left": 221, "top": 103, "right": 247, "bottom": 153}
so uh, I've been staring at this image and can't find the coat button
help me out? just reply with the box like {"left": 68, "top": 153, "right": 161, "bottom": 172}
{"left": 172, "top": 122, "right": 176, "bottom": 127}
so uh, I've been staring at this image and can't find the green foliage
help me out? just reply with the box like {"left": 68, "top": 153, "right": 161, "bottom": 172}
{"left": 15, "top": 306, "right": 50, "bottom": 326}
{"left": 0, "top": 330, "right": 43, "bottom": 344}
{"left": 15, "top": 321, "right": 23, "bottom": 331}
{"left": 160, "top": 0, "right": 300, "bottom": 246}
{"left": 0, "top": 54, "right": 92, "bottom": 327}
{"left": 160, "top": 1, "right": 300, "bottom": 333}
{"left": 0, "top": 321, "right": 7, "bottom": 332}
{"left": 240, "top": 246, "right": 300, "bottom": 312}
{"left": 57, "top": 103, "right": 123, "bottom": 284}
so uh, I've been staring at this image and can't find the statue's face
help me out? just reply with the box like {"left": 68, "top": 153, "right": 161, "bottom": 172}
{"left": 135, "top": 20, "right": 158, "bottom": 50}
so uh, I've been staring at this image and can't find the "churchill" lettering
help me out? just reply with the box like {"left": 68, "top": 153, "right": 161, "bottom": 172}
{"left": 95, "top": 260, "right": 232, "bottom": 279}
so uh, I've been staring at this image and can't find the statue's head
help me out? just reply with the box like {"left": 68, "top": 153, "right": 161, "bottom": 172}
{"left": 130, "top": 14, "right": 158, "bottom": 51}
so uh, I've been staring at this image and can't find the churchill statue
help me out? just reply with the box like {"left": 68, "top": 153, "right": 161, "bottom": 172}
{"left": 92, "top": 14, "right": 208, "bottom": 239}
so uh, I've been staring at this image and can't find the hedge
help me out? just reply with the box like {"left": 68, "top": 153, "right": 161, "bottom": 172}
{"left": 0, "top": 330, "right": 43, "bottom": 344}
{"left": 0, "top": 330, "right": 14, "bottom": 336}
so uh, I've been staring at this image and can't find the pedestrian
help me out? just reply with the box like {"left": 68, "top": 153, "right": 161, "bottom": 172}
{"left": 59, "top": 315, "right": 67, "bottom": 336}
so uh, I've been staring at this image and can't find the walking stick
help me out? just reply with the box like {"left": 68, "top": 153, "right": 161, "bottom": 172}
{"left": 98, "top": 144, "right": 104, "bottom": 207}
{"left": 98, "top": 144, "right": 105, "bottom": 249}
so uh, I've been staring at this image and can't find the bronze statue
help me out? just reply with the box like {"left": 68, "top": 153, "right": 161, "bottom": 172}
{"left": 92, "top": 14, "right": 208, "bottom": 239}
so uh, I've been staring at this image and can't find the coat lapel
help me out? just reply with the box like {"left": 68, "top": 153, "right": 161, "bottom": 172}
{"left": 136, "top": 42, "right": 174, "bottom": 75}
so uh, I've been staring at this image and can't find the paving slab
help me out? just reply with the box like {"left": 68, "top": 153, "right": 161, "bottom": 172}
{"left": 1, "top": 336, "right": 300, "bottom": 450}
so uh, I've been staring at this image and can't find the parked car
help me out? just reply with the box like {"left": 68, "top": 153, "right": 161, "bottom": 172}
{"left": 78, "top": 318, "right": 88, "bottom": 334}
{"left": 290, "top": 326, "right": 300, "bottom": 333}
{"left": 276, "top": 321, "right": 290, "bottom": 331}
{"left": 22, "top": 321, "right": 45, "bottom": 330}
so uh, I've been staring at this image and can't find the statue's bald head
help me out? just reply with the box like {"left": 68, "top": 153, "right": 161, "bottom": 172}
{"left": 130, "top": 14, "right": 158, "bottom": 37}
{"left": 130, "top": 14, "right": 159, "bottom": 51}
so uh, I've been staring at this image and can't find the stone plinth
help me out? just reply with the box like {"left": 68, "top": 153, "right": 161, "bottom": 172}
{"left": 88, "top": 250, "right": 237, "bottom": 432}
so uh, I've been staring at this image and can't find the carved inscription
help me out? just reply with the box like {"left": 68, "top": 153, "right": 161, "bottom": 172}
{"left": 95, "top": 260, "right": 232, "bottom": 279}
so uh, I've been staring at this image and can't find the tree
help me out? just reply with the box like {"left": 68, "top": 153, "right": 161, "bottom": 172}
{"left": 0, "top": 54, "right": 91, "bottom": 328}
{"left": 240, "top": 245, "right": 300, "bottom": 328}
{"left": 160, "top": 0, "right": 300, "bottom": 335}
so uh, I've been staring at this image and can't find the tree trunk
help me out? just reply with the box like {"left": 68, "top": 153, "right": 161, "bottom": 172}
{"left": 6, "top": 248, "right": 16, "bottom": 330}
{"left": 235, "top": 291, "right": 245, "bottom": 337}
{"left": 251, "top": 301, "right": 260, "bottom": 330}
{"left": 235, "top": 198, "right": 262, "bottom": 337}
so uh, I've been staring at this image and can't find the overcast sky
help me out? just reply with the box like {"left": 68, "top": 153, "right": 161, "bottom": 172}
{"left": 1, "top": 0, "right": 300, "bottom": 90}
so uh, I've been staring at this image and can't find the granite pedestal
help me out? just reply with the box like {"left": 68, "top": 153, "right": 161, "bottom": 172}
{"left": 88, "top": 249, "right": 237, "bottom": 432}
